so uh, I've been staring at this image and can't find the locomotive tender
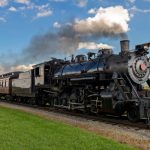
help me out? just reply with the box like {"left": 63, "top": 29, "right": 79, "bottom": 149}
{"left": 0, "top": 40, "right": 150, "bottom": 123}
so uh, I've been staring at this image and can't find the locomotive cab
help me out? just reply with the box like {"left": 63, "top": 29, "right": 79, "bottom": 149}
{"left": 33, "top": 63, "right": 53, "bottom": 86}
{"left": 33, "top": 59, "right": 66, "bottom": 86}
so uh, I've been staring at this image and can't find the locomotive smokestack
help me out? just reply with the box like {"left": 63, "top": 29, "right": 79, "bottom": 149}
{"left": 120, "top": 40, "right": 129, "bottom": 53}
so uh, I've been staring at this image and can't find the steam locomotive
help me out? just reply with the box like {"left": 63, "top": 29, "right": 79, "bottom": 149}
{"left": 0, "top": 40, "right": 150, "bottom": 123}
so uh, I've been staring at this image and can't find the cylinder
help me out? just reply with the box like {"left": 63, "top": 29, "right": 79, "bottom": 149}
{"left": 120, "top": 40, "right": 129, "bottom": 53}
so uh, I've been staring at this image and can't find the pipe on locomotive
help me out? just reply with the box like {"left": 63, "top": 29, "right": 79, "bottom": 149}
{"left": 120, "top": 40, "right": 129, "bottom": 54}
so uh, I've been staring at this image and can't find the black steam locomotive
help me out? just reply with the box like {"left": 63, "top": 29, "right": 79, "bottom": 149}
{"left": 0, "top": 40, "right": 150, "bottom": 123}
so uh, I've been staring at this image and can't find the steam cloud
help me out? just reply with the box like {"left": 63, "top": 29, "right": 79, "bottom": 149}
{"left": 0, "top": 6, "right": 130, "bottom": 74}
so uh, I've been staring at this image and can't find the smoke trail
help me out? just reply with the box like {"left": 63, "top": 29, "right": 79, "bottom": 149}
{"left": 0, "top": 6, "right": 130, "bottom": 74}
{"left": 21, "top": 6, "right": 130, "bottom": 63}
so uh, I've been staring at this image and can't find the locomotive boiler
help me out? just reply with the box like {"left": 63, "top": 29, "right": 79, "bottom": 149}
{"left": 53, "top": 40, "right": 150, "bottom": 122}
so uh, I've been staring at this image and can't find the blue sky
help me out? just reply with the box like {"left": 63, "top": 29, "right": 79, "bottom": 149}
{"left": 0, "top": 0, "right": 150, "bottom": 72}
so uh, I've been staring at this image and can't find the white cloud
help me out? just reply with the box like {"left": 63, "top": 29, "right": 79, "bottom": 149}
{"left": 0, "top": 1, "right": 53, "bottom": 20}
{"left": 36, "top": 9, "right": 53, "bottom": 18}
{"left": 15, "top": 0, "right": 30, "bottom": 5}
{"left": 0, "top": 0, "right": 8, "bottom": 7}
{"left": 11, "top": 64, "right": 34, "bottom": 72}
{"left": 74, "top": 6, "right": 130, "bottom": 36}
{"left": 18, "top": 3, "right": 49, "bottom": 11}
{"left": 88, "top": 8, "right": 97, "bottom": 14}
{"left": 9, "top": 6, "right": 17, "bottom": 12}
{"left": 36, "top": 3, "right": 49, "bottom": 11}
{"left": 0, "top": 17, "right": 6, "bottom": 22}
{"left": 78, "top": 42, "right": 113, "bottom": 50}
{"left": 28, "top": 3, "right": 53, "bottom": 19}
{"left": 16, "top": 3, "right": 53, "bottom": 19}
{"left": 53, "top": 22, "right": 61, "bottom": 28}
{"left": 75, "top": 0, "right": 88, "bottom": 7}
{"left": 127, "top": 0, "right": 136, "bottom": 3}
{"left": 0, "top": 64, "right": 34, "bottom": 74}
{"left": 130, "top": 6, "right": 150, "bottom": 17}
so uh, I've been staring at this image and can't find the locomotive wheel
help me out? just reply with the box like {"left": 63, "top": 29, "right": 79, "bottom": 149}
{"left": 29, "top": 98, "right": 36, "bottom": 105}
{"left": 127, "top": 106, "right": 140, "bottom": 122}
{"left": 36, "top": 98, "right": 45, "bottom": 106}
{"left": 114, "top": 102, "right": 125, "bottom": 116}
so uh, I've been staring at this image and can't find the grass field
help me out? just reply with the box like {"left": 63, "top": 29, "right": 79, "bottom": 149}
{"left": 0, "top": 107, "right": 137, "bottom": 150}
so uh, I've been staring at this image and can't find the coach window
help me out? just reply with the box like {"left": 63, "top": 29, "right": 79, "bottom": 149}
{"left": 35, "top": 67, "right": 40, "bottom": 77}
{"left": 0, "top": 80, "right": 1, "bottom": 87}
{"left": 6, "top": 80, "right": 8, "bottom": 87}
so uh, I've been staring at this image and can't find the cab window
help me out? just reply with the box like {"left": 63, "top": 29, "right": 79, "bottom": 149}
{"left": 35, "top": 67, "right": 40, "bottom": 77}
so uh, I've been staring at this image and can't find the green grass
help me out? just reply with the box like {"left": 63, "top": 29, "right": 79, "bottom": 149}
{"left": 0, "top": 107, "right": 137, "bottom": 150}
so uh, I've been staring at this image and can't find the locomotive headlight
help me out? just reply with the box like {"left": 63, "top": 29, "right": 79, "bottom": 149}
{"left": 128, "top": 55, "right": 150, "bottom": 84}
{"left": 140, "top": 63, "right": 147, "bottom": 71}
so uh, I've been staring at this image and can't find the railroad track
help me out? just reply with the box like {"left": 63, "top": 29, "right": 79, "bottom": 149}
{"left": 51, "top": 108, "right": 149, "bottom": 130}
{"left": 0, "top": 100, "right": 149, "bottom": 130}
